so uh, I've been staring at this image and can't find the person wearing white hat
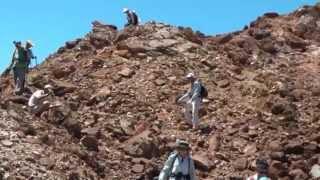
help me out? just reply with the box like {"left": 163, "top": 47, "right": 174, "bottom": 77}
{"left": 177, "top": 73, "right": 207, "bottom": 129}
{"left": 122, "top": 8, "right": 139, "bottom": 27}
{"left": 25, "top": 40, "right": 36, "bottom": 67}
{"left": 158, "top": 139, "right": 197, "bottom": 180}
{"left": 28, "top": 84, "right": 54, "bottom": 115}
{"left": 6, "top": 41, "right": 28, "bottom": 95}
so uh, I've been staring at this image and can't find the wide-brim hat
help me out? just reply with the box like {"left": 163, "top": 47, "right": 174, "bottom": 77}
{"left": 122, "top": 8, "right": 129, "bottom": 13}
{"left": 175, "top": 139, "right": 191, "bottom": 150}
{"left": 44, "top": 84, "right": 53, "bottom": 89}
{"left": 26, "top": 40, "right": 34, "bottom": 47}
{"left": 186, "top": 73, "right": 195, "bottom": 79}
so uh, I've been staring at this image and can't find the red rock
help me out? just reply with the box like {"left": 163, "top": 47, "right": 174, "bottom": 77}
{"left": 118, "top": 67, "right": 134, "bottom": 77}
{"left": 289, "top": 169, "right": 308, "bottom": 180}
{"left": 1, "top": 140, "right": 13, "bottom": 147}
{"left": 132, "top": 164, "right": 144, "bottom": 173}
{"left": 80, "top": 135, "right": 99, "bottom": 151}
{"left": 233, "top": 158, "right": 247, "bottom": 171}
{"left": 243, "top": 144, "right": 257, "bottom": 155}
{"left": 208, "top": 134, "right": 220, "bottom": 153}
{"left": 269, "top": 161, "right": 288, "bottom": 178}
{"left": 193, "top": 154, "right": 214, "bottom": 171}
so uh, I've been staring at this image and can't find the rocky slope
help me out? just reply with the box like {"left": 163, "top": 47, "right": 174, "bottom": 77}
{"left": 2, "top": 4, "right": 320, "bottom": 180}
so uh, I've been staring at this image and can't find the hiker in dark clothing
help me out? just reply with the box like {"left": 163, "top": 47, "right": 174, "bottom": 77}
{"left": 123, "top": 8, "right": 139, "bottom": 27}
{"left": 247, "top": 159, "right": 270, "bottom": 180}
{"left": 8, "top": 41, "right": 28, "bottom": 95}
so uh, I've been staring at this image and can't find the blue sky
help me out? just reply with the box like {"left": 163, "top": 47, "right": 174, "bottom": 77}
{"left": 0, "top": 0, "right": 317, "bottom": 72}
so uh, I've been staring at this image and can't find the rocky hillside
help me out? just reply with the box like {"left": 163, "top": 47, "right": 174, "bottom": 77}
{"left": 2, "top": 4, "right": 320, "bottom": 180}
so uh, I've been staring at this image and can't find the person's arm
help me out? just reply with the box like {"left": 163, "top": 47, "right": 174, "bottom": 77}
{"left": 8, "top": 49, "right": 17, "bottom": 69}
{"left": 38, "top": 93, "right": 49, "bottom": 99}
{"left": 159, "top": 154, "right": 176, "bottom": 180}
{"left": 177, "top": 91, "right": 191, "bottom": 103}
{"left": 30, "top": 50, "right": 36, "bottom": 59}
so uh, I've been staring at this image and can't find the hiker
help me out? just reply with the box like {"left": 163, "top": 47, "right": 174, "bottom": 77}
{"left": 158, "top": 139, "right": 197, "bottom": 180}
{"left": 25, "top": 40, "right": 36, "bottom": 67}
{"left": 247, "top": 159, "right": 270, "bottom": 180}
{"left": 176, "top": 73, "right": 207, "bottom": 129}
{"left": 123, "top": 8, "right": 139, "bottom": 27}
{"left": 8, "top": 41, "right": 28, "bottom": 95}
{"left": 28, "top": 84, "right": 54, "bottom": 115}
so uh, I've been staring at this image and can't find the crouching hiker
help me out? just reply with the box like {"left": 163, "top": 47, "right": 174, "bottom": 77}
{"left": 123, "top": 8, "right": 139, "bottom": 27}
{"left": 247, "top": 158, "right": 270, "bottom": 180}
{"left": 176, "top": 73, "right": 207, "bottom": 129}
{"left": 158, "top": 139, "right": 197, "bottom": 180}
{"left": 28, "top": 84, "right": 54, "bottom": 116}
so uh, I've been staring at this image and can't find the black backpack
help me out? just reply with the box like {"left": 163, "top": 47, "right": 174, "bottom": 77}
{"left": 132, "top": 12, "right": 138, "bottom": 25}
{"left": 200, "top": 84, "right": 208, "bottom": 98}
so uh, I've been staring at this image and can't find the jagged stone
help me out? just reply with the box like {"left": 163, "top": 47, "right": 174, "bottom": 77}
{"left": 1, "top": 140, "right": 13, "bottom": 147}
{"left": 132, "top": 164, "right": 144, "bottom": 173}
{"left": 233, "top": 158, "right": 247, "bottom": 171}
{"left": 81, "top": 135, "right": 99, "bottom": 151}
{"left": 269, "top": 161, "right": 289, "bottom": 177}
{"left": 118, "top": 67, "right": 134, "bottom": 77}
{"left": 193, "top": 154, "right": 214, "bottom": 171}
{"left": 63, "top": 118, "right": 82, "bottom": 138}
{"left": 289, "top": 169, "right": 308, "bottom": 180}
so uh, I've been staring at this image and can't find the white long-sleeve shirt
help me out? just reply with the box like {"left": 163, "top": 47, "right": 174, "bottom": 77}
{"left": 28, "top": 90, "right": 47, "bottom": 107}
{"left": 178, "top": 80, "right": 202, "bottom": 103}
{"left": 159, "top": 153, "right": 197, "bottom": 180}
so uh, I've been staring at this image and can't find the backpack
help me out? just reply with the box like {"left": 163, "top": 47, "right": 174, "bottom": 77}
{"left": 17, "top": 47, "right": 28, "bottom": 63}
{"left": 200, "top": 84, "right": 208, "bottom": 98}
{"left": 132, "top": 12, "right": 138, "bottom": 25}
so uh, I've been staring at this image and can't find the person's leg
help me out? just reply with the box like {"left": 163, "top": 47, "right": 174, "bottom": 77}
{"left": 184, "top": 103, "right": 193, "bottom": 125}
{"left": 13, "top": 68, "right": 19, "bottom": 94}
{"left": 15, "top": 67, "right": 26, "bottom": 95}
{"left": 191, "top": 98, "right": 201, "bottom": 129}
{"left": 33, "top": 101, "right": 50, "bottom": 116}
{"left": 20, "top": 68, "right": 26, "bottom": 93}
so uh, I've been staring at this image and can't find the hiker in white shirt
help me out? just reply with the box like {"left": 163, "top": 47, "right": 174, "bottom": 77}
{"left": 177, "top": 73, "right": 207, "bottom": 129}
{"left": 28, "top": 84, "right": 53, "bottom": 115}
{"left": 158, "top": 139, "right": 197, "bottom": 180}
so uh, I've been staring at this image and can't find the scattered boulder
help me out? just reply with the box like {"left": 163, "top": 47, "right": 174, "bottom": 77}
{"left": 132, "top": 164, "right": 144, "bottom": 173}
{"left": 193, "top": 154, "right": 214, "bottom": 171}
{"left": 269, "top": 161, "right": 288, "bottom": 177}
{"left": 118, "top": 67, "right": 134, "bottom": 78}
{"left": 289, "top": 169, "right": 308, "bottom": 180}
{"left": 233, "top": 158, "right": 247, "bottom": 171}
{"left": 1, "top": 140, "right": 13, "bottom": 147}
{"left": 63, "top": 118, "right": 82, "bottom": 138}
{"left": 80, "top": 135, "right": 99, "bottom": 151}
{"left": 284, "top": 142, "right": 304, "bottom": 154}
{"left": 122, "top": 130, "right": 159, "bottom": 159}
